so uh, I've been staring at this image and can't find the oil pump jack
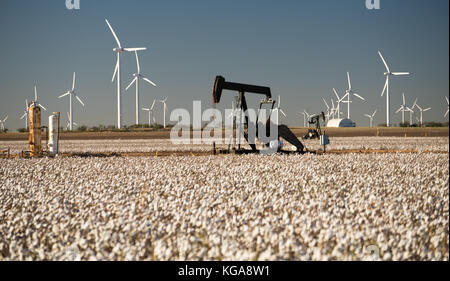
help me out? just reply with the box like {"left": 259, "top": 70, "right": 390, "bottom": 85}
{"left": 303, "top": 112, "right": 326, "bottom": 140}
{"left": 212, "top": 76, "right": 305, "bottom": 154}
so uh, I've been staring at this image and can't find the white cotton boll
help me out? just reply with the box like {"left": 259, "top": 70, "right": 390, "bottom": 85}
{"left": 0, "top": 137, "right": 447, "bottom": 261}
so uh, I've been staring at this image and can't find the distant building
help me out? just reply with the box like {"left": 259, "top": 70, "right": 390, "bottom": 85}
{"left": 326, "top": 118, "right": 356, "bottom": 127}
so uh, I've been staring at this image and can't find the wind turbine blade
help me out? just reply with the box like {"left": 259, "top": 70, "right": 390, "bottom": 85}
{"left": 445, "top": 109, "right": 449, "bottom": 117}
{"left": 125, "top": 77, "right": 138, "bottom": 91}
{"left": 38, "top": 104, "right": 47, "bottom": 111}
{"left": 135, "top": 51, "right": 141, "bottom": 73}
{"left": 392, "top": 72, "right": 410, "bottom": 76}
{"left": 142, "top": 108, "right": 150, "bottom": 111}
{"left": 395, "top": 106, "right": 403, "bottom": 114}
{"left": 72, "top": 72, "right": 76, "bottom": 91}
{"left": 413, "top": 98, "right": 418, "bottom": 108}
{"left": 75, "top": 95, "right": 85, "bottom": 107}
{"left": 105, "top": 19, "right": 122, "bottom": 48}
{"left": 381, "top": 78, "right": 388, "bottom": 97}
{"left": 142, "top": 77, "right": 157, "bottom": 87}
{"left": 58, "top": 92, "right": 70, "bottom": 99}
{"left": 446, "top": 96, "right": 449, "bottom": 104}
{"left": 364, "top": 114, "right": 372, "bottom": 118}
{"left": 402, "top": 93, "right": 405, "bottom": 105}
{"left": 423, "top": 108, "right": 431, "bottom": 112}
{"left": 278, "top": 95, "right": 281, "bottom": 108}
{"left": 373, "top": 110, "right": 377, "bottom": 117}
{"left": 378, "top": 51, "right": 390, "bottom": 73}
{"left": 151, "top": 99, "right": 156, "bottom": 110}
{"left": 25, "top": 99, "right": 29, "bottom": 109}
{"left": 3, "top": 116, "right": 8, "bottom": 122}
{"left": 353, "top": 93, "right": 365, "bottom": 101}
{"left": 67, "top": 112, "right": 70, "bottom": 119}
{"left": 333, "top": 88, "right": 340, "bottom": 100}
{"left": 347, "top": 72, "right": 351, "bottom": 90}
{"left": 322, "top": 98, "right": 329, "bottom": 109}
{"left": 330, "top": 99, "right": 335, "bottom": 109}
{"left": 124, "top": 48, "right": 147, "bottom": 52}
{"left": 73, "top": 122, "right": 78, "bottom": 127}
{"left": 34, "top": 86, "right": 38, "bottom": 101}
{"left": 20, "top": 113, "right": 27, "bottom": 120}
{"left": 112, "top": 58, "right": 119, "bottom": 82}
{"left": 280, "top": 109, "right": 287, "bottom": 118}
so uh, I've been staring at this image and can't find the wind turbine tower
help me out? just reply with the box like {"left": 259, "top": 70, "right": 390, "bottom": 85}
{"left": 159, "top": 98, "right": 168, "bottom": 128}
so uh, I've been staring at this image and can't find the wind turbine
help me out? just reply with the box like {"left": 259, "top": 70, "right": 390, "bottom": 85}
{"left": 333, "top": 88, "right": 345, "bottom": 119}
{"left": 322, "top": 97, "right": 331, "bottom": 120}
{"left": 32, "top": 86, "right": 47, "bottom": 111}
{"left": 125, "top": 51, "right": 157, "bottom": 125}
{"left": 272, "top": 95, "right": 287, "bottom": 121}
{"left": 378, "top": 51, "right": 410, "bottom": 127}
{"left": 412, "top": 99, "right": 431, "bottom": 127}
{"left": 227, "top": 98, "right": 238, "bottom": 123}
{"left": 445, "top": 96, "right": 449, "bottom": 118}
{"left": 66, "top": 112, "right": 78, "bottom": 130}
{"left": 0, "top": 116, "right": 8, "bottom": 132}
{"left": 105, "top": 19, "right": 147, "bottom": 129}
{"left": 302, "top": 110, "right": 311, "bottom": 127}
{"left": 364, "top": 110, "right": 377, "bottom": 128}
{"left": 341, "top": 72, "right": 365, "bottom": 119}
{"left": 58, "top": 72, "right": 85, "bottom": 131}
{"left": 20, "top": 99, "right": 30, "bottom": 130}
{"left": 405, "top": 106, "right": 415, "bottom": 125}
{"left": 159, "top": 97, "right": 168, "bottom": 128}
{"left": 142, "top": 99, "right": 157, "bottom": 127}
{"left": 330, "top": 98, "right": 338, "bottom": 119}
{"left": 395, "top": 93, "right": 408, "bottom": 124}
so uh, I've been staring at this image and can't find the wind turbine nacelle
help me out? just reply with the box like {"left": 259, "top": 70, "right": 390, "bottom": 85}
{"left": 113, "top": 47, "right": 123, "bottom": 53}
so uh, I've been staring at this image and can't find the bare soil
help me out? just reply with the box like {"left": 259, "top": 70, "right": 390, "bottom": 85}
{"left": 0, "top": 127, "right": 448, "bottom": 141}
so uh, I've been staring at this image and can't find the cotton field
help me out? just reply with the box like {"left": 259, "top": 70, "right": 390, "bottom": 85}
{"left": 0, "top": 137, "right": 448, "bottom": 261}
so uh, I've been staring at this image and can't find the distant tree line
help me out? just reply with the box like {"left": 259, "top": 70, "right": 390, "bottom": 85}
{"left": 10, "top": 121, "right": 449, "bottom": 133}
{"left": 377, "top": 121, "right": 449, "bottom": 128}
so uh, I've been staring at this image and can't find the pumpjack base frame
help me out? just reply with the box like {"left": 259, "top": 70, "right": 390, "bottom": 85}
{"left": 217, "top": 149, "right": 306, "bottom": 155}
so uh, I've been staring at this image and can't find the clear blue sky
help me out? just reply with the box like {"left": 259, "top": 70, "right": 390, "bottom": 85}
{"left": 0, "top": 0, "right": 448, "bottom": 130}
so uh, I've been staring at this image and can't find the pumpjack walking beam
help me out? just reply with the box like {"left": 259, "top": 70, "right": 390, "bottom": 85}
{"left": 213, "top": 76, "right": 304, "bottom": 153}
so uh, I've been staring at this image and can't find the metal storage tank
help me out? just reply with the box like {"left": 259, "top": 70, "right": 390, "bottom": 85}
{"left": 326, "top": 118, "right": 356, "bottom": 127}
